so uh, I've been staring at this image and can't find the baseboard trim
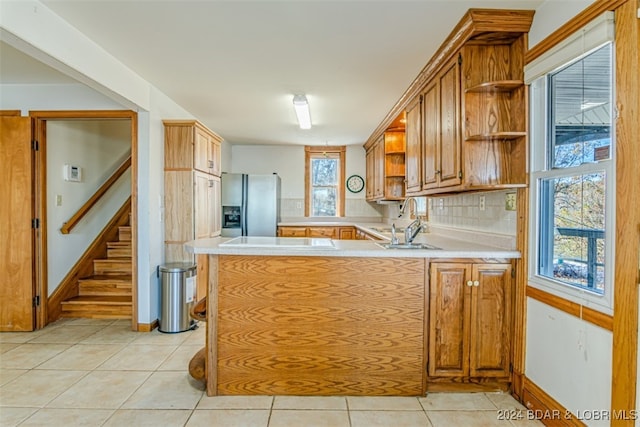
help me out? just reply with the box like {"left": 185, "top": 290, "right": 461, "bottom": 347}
{"left": 522, "top": 377, "right": 586, "bottom": 427}
{"left": 137, "top": 319, "right": 159, "bottom": 332}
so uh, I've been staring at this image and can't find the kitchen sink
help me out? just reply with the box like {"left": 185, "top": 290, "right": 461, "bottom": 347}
{"left": 376, "top": 242, "right": 441, "bottom": 250}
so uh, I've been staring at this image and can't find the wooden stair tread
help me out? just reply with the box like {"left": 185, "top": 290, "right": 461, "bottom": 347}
{"left": 107, "top": 241, "right": 131, "bottom": 248}
{"left": 80, "top": 274, "right": 132, "bottom": 283}
{"left": 62, "top": 295, "right": 131, "bottom": 305}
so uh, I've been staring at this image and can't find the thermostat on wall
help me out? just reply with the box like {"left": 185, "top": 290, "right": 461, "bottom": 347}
{"left": 63, "top": 164, "right": 82, "bottom": 182}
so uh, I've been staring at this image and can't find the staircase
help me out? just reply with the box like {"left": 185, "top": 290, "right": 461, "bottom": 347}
{"left": 60, "top": 224, "right": 132, "bottom": 319}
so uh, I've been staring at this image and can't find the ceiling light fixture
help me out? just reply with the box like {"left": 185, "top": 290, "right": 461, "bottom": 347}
{"left": 293, "top": 95, "right": 312, "bottom": 129}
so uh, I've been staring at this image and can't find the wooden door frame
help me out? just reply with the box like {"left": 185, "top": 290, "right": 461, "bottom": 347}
{"left": 30, "top": 110, "right": 138, "bottom": 331}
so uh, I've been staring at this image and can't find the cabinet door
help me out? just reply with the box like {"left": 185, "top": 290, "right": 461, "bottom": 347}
{"left": 279, "top": 227, "right": 307, "bottom": 237}
{"left": 194, "top": 128, "right": 211, "bottom": 174}
{"left": 373, "top": 137, "right": 385, "bottom": 198}
{"left": 365, "top": 149, "right": 375, "bottom": 200}
{"left": 428, "top": 263, "right": 471, "bottom": 377}
{"left": 405, "top": 96, "right": 422, "bottom": 193}
{"left": 211, "top": 139, "right": 221, "bottom": 177}
{"left": 438, "top": 57, "right": 462, "bottom": 188}
{"left": 338, "top": 227, "right": 355, "bottom": 240}
{"left": 469, "top": 263, "right": 512, "bottom": 378}
{"left": 194, "top": 171, "right": 214, "bottom": 239}
{"left": 422, "top": 81, "right": 439, "bottom": 189}
{"left": 308, "top": 227, "right": 337, "bottom": 238}
{"left": 211, "top": 176, "right": 221, "bottom": 236}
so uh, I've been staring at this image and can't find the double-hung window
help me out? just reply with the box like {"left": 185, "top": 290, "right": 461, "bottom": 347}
{"left": 528, "top": 13, "right": 615, "bottom": 312}
{"left": 305, "top": 146, "right": 346, "bottom": 217}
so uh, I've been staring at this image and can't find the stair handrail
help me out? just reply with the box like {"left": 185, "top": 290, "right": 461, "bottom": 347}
{"left": 60, "top": 155, "right": 131, "bottom": 235}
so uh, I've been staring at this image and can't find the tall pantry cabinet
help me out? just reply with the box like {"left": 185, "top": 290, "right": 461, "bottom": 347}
{"left": 163, "top": 120, "right": 222, "bottom": 265}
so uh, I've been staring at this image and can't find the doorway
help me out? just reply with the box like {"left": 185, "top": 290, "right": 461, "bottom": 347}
{"left": 30, "top": 110, "right": 138, "bottom": 331}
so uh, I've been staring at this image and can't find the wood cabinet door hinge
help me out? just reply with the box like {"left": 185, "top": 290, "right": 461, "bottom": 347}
{"left": 511, "top": 268, "right": 516, "bottom": 278}
{"left": 32, "top": 295, "right": 40, "bottom": 307}
{"left": 458, "top": 171, "right": 463, "bottom": 179}
{"left": 458, "top": 53, "right": 462, "bottom": 65}
{"left": 32, "top": 140, "right": 39, "bottom": 151}
{"left": 32, "top": 218, "right": 40, "bottom": 229}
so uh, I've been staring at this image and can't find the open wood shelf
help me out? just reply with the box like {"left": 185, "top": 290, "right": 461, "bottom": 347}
{"left": 464, "top": 80, "right": 524, "bottom": 93}
{"left": 465, "top": 131, "right": 527, "bottom": 141}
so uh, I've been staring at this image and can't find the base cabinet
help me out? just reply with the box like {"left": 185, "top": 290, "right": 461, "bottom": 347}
{"left": 428, "top": 262, "right": 512, "bottom": 387}
{"left": 278, "top": 226, "right": 356, "bottom": 239}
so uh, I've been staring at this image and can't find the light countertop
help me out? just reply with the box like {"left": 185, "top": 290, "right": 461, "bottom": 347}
{"left": 185, "top": 223, "right": 520, "bottom": 259}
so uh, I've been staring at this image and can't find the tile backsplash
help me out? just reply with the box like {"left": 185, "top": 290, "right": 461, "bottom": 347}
{"left": 280, "top": 198, "right": 383, "bottom": 220}
{"left": 427, "top": 190, "right": 517, "bottom": 236}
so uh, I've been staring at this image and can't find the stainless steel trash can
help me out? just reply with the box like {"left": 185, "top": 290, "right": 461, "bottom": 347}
{"left": 158, "top": 263, "right": 197, "bottom": 333}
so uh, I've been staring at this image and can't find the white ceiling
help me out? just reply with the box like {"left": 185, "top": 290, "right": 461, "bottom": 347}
{"left": 3, "top": 0, "right": 544, "bottom": 146}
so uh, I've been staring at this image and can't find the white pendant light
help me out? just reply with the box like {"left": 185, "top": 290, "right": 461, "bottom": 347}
{"left": 293, "top": 95, "right": 312, "bottom": 129}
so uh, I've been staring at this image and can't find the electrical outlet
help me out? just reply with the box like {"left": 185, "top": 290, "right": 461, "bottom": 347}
{"left": 505, "top": 193, "right": 517, "bottom": 211}
{"left": 438, "top": 198, "right": 444, "bottom": 210}
{"left": 56, "top": 195, "right": 62, "bottom": 206}
{"left": 479, "top": 195, "right": 486, "bottom": 211}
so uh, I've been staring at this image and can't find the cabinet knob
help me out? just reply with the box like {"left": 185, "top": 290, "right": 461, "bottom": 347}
{"left": 208, "top": 160, "right": 214, "bottom": 169}
{"left": 473, "top": 280, "right": 480, "bottom": 287}
{"left": 435, "top": 170, "right": 441, "bottom": 175}
{"left": 467, "top": 281, "right": 473, "bottom": 287}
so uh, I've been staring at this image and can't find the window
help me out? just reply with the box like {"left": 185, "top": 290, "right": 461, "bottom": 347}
{"left": 305, "top": 146, "right": 345, "bottom": 217}
{"left": 528, "top": 35, "right": 615, "bottom": 311}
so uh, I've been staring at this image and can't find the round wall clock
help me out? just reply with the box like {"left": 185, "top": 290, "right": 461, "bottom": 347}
{"left": 346, "top": 174, "right": 365, "bottom": 193}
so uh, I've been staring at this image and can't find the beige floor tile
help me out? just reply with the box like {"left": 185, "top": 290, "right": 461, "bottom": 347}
{"left": 420, "top": 392, "right": 497, "bottom": 410}
{"left": 19, "top": 408, "right": 113, "bottom": 426}
{"left": 60, "top": 318, "right": 115, "bottom": 326}
{"left": 28, "top": 325, "right": 104, "bottom": 344}
{"left": 96, "top": 344, "right": 176, "bottom": 371}
{"left": 0, "top": 330, "right": 46, "bottom": 344}
{"left": 36, "top": 344, "right": 124, "bottom": 370}
{"left": 0, "top": 369, "right": 27, "bottom": 387}
{"left": 485, "top": 392, "right": 528, "bottom": 410}
{"left": 181, "top": 326, "right": 206, "bottom": 345}
{"left": 46, "top": 370, "right": 151, "bottom": 409}
{"left": 426, "top": 410, "right": 513, "bottom": 427}
{"left": 157, "top": 344, "right": 202, "bottom": 371}
{"left": 196, "top": 395, "right": 274, "bottom": 410}
{"left": 347, "top": 396, "right": 424, "bottom": 410}
{"left": 273, "top": 396, "right": 347, "bottom": 410}
{"left": 510, "top": 417, "right": 546, "bottom": 426}
{"left": 269, "top": 409, "right": 350, "bottom": 427}
{"left": 0, "top": 344, "right": 70, "bottom": 369}
{"left": 186, "top": 409, "right": 270, "bottom": 427}
{"left": 351, "top": 410, "right": 433, "bottom": 427}
{"left": 102, "top": 409, "right": 192, "bottom": 427}
{"left": 131, "top": 329, "right": 192, "bottom": 346}
{"left": 0, "top": 407, "right": 38, "bottom": 427}
{"left": 0, "top": 343, "right": 21, "bottom": 354}
{"left": 80, "top": 324, "right": 138, "bottom": 344}
{"left": 121, "top": 371, "right": 204, "bottom": 409}
{"left": 0, "top": 370, "right": 87, "bottom": 407}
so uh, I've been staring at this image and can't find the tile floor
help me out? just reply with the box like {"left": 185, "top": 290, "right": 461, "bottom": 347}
{"left": 0, "top": 319, "right": 544, "bottom": 426}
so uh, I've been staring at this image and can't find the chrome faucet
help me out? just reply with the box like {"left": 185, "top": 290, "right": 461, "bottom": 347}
{"left": 399, "top": 197, "right": 422, "bottom": 244}
{"left": 390, "top": 223, "right": 399, "bottom": 245}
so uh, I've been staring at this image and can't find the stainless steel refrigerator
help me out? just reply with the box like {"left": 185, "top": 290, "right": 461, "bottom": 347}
{"left": 220, "top": 173, "right": 281, "bottom": 237}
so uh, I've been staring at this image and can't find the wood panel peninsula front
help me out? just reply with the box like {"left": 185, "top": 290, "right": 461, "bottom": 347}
{"left": 185, "top": 233, "right": 519, "bottom": 397}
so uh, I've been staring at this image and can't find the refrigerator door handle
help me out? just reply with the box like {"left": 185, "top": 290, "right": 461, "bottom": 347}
{"left": 241, "top": 174, "right": 248, "bottom": 236}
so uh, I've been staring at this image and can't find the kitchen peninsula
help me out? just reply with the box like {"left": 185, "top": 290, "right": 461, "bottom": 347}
{"left": 186, "top": 226, "right": 519, "bottom": 397}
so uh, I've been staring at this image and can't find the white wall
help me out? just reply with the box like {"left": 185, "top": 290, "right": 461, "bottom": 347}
{"left": 46, "top": 120, "right": 131, "bottom": 294}
{"left": 528, "top": 0, "right": 596, "bottom": 48}
{"left": 525, "top": 2, "right": 614, "bottom": 425}
{"left": 0, "top": 0, "right": 200, "bottom": 325}
{"left": 230, "top": 144, "right": 381, "bottom": 220}
{"left": 526, "top": 299, "right": 612, "bottom": 426}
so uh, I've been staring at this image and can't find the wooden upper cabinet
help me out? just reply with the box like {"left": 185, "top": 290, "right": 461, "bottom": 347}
{"left": 164, "top": 120, "right": 222, "bottom": 177}
{"left": 373, "top": 136, "right": 385, "bottom": 199}
{"left": 421, "top": 80, "right": 439, "bottom": 190}
{"left": 437, "top": 56, "right": 462, "bottom": 188}
{"left": 365, "top": 148, "right": 375, "bottom": 200}
{"left": 428, "top": 262, "right": 512, "bottom": 382}
{"left": 363, "top": 9, "right": 533, "bottom": 196}
{"left": 366, "top": 131, "right": 406, "bottom": 201}
{"left": 404, "top": 96, "right": 422, "bottom": 194}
